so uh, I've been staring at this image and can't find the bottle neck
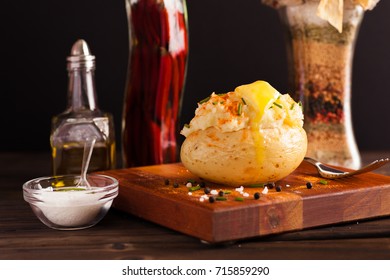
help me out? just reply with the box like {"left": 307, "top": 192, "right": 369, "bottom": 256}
{"left": 67, "top": 67, "right": 98, "bottom": 112}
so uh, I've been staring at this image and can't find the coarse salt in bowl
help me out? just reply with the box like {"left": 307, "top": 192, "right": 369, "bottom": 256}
{"left": 23, "top": 174, "right": 118, "bottom": 230}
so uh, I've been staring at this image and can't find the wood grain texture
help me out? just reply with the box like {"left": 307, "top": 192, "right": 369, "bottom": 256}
{"left": 100, "top": 161, "right": 390, "bottom": 243}
{"left": 3, "top": 151, "right": 390, "bottom": 260}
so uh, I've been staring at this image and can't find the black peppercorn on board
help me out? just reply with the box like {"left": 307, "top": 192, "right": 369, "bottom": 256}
{"left": 99, "top": 161, "right": 390, "bottom": 243}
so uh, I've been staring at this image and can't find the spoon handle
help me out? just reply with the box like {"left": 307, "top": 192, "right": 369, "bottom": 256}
{"left": 81, "top": 137, "right": 97, "bottom": 183}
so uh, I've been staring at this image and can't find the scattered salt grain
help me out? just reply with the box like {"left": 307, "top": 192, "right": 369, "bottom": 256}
{"left": 210, "top": 190, "right": 218, "bottom": 195}
{"left": 286, "top": 184, "right": 291, "bottom": 188}
{"left": 199, "top": 197, "right": 205, "bottom": 202}
{"left": 186, "top": 182, "right": 192, "bottom": 188}
{"left": 243, "top": 192, "right": 250, "bottom": 197}
{"left": 188, "top": 192, "right": 192, "bottom": 196}
{"left": 262, "top": 187, "right": 269, "bottom": 194}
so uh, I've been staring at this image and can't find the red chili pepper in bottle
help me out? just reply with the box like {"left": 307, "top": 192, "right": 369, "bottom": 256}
{"left": 122, "top": 0, "right": 189, "bottom": 167}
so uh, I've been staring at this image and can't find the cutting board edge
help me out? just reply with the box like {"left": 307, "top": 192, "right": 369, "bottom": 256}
{"left": 99, "top": 162, "right": 390, "bottom": 243}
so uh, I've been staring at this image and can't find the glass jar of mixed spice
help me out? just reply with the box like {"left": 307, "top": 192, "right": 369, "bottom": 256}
{"left": 263, "top": 0, "right": 380, "bottom": 169}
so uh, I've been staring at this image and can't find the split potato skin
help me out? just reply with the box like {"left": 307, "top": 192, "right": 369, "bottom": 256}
{"left": 180, "top": 126, "right": 307, "bottom": 185}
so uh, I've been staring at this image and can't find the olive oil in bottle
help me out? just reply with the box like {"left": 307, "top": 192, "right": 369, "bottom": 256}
{"left": 50, "top": 39, "right": 116, "bottom": 175}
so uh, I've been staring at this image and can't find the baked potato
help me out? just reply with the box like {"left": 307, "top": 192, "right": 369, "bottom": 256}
{"left": 180, "top": 81, "right": 307, "bottom": 185}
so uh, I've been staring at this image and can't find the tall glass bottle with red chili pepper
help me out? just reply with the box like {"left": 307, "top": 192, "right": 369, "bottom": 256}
{"left": 122, "top": 0, "right": 189, "bottom": 167}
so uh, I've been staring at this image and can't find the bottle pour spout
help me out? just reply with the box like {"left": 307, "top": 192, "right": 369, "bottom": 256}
{"left": 67, "top": 39, "right": 95, "bottom": 70}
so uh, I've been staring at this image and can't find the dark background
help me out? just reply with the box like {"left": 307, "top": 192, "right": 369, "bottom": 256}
{"left": 2, "top": 0, "right": 390, "bottom": 154}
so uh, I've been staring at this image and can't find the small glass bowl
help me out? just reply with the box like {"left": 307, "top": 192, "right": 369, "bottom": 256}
{"left": 23, "top": 174, "right": 118, "bottom": 230}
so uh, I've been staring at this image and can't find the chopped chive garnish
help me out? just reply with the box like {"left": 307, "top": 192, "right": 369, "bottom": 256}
{"left": 290, "top": 103, "right": 295, "bottom": 110}
{"left": 319, "top": 179, "right": 328, "bottom": 185}
{"left": 55, "top": 187, "right": 85, "bottom": 192}
{"left": 212, "top": 102, "right": 218, "bottom": 105}
{"left": 273, "top": 102, "right": 283, "bottom": 109}
{"left": 189, "top": 185, "right": 201, "bottom": 192}
{"left": 235, "top": 197, "right": 244, "bottom": 202}
{"left": 199, "top": 96, "right": 211, "bottom": 104}
{"left": 248, "top": 183, "right": 264, "bottom": 188}
{"left": 216, "top": 197, "right": 227, "bottom": 201}
{"left": 223, "top": 190, "right": 232, "bottom": 194}
{"left": 220, "top": 101, "right": 225, "bottom": 104}
{"left": 241, "top": 98, "right": 247, "bottom": 105}
{"left": 184, "top": 123, "right": 190, "bottom": 128}
{"left": 298, "top": 101, "right": 303, "bottom": 107}
{"left": 237, "top": 103, "right": 243, "bottom": 116}
{"left": 217, "top": 93, "right": 227, "bottom": 96}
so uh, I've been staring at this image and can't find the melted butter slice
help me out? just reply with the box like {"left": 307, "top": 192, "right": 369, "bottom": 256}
{"left": 235, "top": 81, "right": 281, "bottom": 170}
{"left": 235, "top": 81, "right": 280, "bottom": 122}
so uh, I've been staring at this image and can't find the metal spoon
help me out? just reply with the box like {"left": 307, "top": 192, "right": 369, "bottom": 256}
{"left": 75, "top": 137, "right": 96, "bottom": 189}
{"left": 304, "top": 157, "right": 390, "bottom": 179}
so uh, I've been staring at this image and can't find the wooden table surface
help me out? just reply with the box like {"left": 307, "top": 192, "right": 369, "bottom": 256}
{"left": 2, "top": 151, "right": 390, "bottom": 260}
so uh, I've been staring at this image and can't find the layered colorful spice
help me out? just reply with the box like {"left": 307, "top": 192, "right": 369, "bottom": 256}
{"left": 288, "top": 23, "right": 357, "bottom": 124}
{"left": 122, "top": 0, "right": 188, "bottom": 167}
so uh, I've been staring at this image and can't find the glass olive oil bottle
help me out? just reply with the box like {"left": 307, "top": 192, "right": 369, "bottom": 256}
{"left": 50, "top": 39, "right": 116, "bottom": 175}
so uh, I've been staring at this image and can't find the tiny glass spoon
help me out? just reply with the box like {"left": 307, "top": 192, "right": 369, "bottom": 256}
{"left": 75, "top": 137, "right": 96, "bottom": 189}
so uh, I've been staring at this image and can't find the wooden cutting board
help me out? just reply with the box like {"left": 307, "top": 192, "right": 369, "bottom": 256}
{"left": 99, "top": 161, "right": 390, "bottom": 243}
